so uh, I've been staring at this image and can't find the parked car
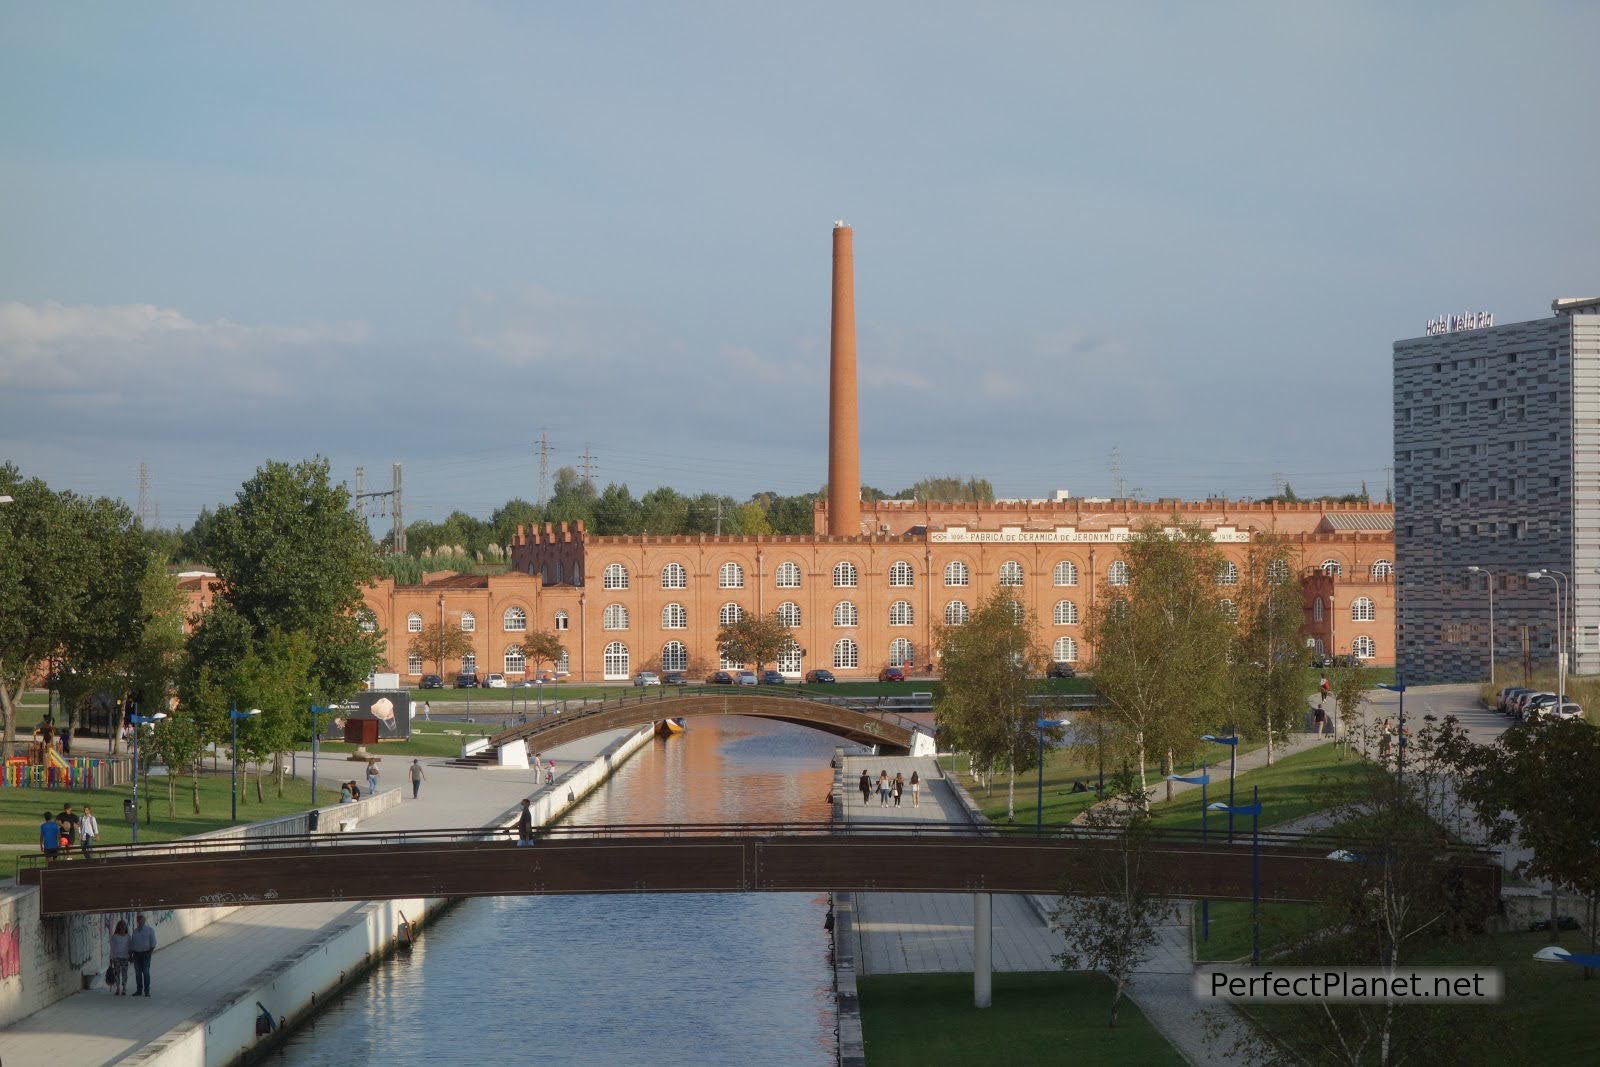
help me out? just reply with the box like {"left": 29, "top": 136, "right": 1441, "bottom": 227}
{"left": 634, "top": 671, "right": 661, "bottom": 687}
{"left": 662, "top": 671, "right": 688, "bottom": 686}
{"left": 419, "top": 674, "right": 444, "bottom": 689}
{"left": 878, "top": 666, "right": 906, "bottom": 682}
{"left": 1520, "top": 692, "right": 1560, "bottom": 721}
{"left": 1046, "top": 662, "right": 1077, "bottom": 679}
{"left": 735, "top": 670, "right": 758, "bottom": 686}
{"left": 1496, "top": 686, "right": 1529, "bottom": 713}
{"left": 707, "top": 671, "right": 735, "bottom": 685}
{"left": 1550, "top": 702, "right": 1584, "bottom": 721}
{"left": 484, "top": 673, "right": 507, "bottom": 689}
{"left": 455, "top": 673, "right": 479, "bottom": 689}
{"left": 760, "top": 669, "right": 786, "bottom": 685}
{"left": 804, "top": 669, "right": 836, "bottom": 684}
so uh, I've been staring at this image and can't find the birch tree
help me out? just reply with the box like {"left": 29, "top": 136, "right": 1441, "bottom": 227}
{"left": 1232, "top": 534, "right": 1313, "bottom": 764}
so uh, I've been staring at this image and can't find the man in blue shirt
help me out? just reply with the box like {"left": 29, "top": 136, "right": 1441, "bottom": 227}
{"left": 39, "top": 811, "right": 62, "bottom": 862}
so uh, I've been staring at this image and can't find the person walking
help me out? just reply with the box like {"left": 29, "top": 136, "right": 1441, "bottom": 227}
{"left": 39, "top": 811, "right": 62, "bottom": 862}
{"left": 877, "top": 771, "right": 890, "bottom": 807}
{"left": 892, "top": 773, "right": 904, "bottom": 807}
{"left": 57, "top": 803, "right": 80, "bottom": 849}
{"left": 1313, "top": 702, "right": 1327, "bottom": 738}
{"left": 422, "top": 699, "right": 432, "bottom": 722}
{"left": 909, "top": 771, "right": 920, "bottom": 808}
{"left": 409, "top": 759, "right": 425, "bottom": 799}
{"left": 545, "top": 759, "right": 555, "bottom": 786}
{"left": 79, "top": 804, "right": 99, "bottom": 857}
{"left": 516, "top": 798, "right": 536, "bottom": 846}
{"left": 108, "top": 919, "right": 131, "bottom": 994}
{"left": 365, "top": 759, "right": 379, "bottom": 796}
{"left": 129, "top": 913, "right": 157, "bottom": 996}
{"left": 532, "top": 752, "right": 544, "bottom": 785}
{"left": 858, "top": 770, "right": 872, "bottom": 806}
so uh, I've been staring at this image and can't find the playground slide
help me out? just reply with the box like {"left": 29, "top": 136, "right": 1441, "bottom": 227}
{"left": 43, "top": 747, "right": 71, "bottom": 774}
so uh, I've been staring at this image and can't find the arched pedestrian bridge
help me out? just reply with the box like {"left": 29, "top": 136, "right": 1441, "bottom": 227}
{"left": 452, "top": 685, "right": 946, "bottom": 767}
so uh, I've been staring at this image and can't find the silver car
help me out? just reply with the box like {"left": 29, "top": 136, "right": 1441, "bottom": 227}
{"left": 633, "top": 671, "right": 661, "bottom": 687}
{"left": 735, "top": 670, "right": 758, "bottom": 686}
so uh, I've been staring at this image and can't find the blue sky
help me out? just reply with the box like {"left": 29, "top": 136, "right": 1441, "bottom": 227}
{"left": 3, "top": 2, "right": 1597, "bottom": 527}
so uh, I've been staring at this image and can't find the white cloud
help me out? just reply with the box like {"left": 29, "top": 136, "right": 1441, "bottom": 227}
{"left": 457, "top": 286, "right": 639, "bottom": 367}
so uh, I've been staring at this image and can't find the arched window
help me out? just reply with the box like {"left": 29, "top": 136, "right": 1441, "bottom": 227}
{"left": 833, "top": 638, "right": 859, "bottom": 669}
{"left": 775, "top": 561, "right": 802, "bottom": 588}
{"left": 833, "top": 561, "right": 859, "bottom": 588}
{"left": 1321, "top": 559, "right": 1343, "bottom": 577}
{"left": 1312, "top": 597, "right": 1324, "bottom": 622}
{"left": 504, "top": 647, "right": 526, "bottom": 674}
{"left": 944, "top": 561, "right": 970, "bottom": 587}
{"left": 661, "top": 562, "right": 687, "bottom": 589}
{"left": 603, "top": 563, "right": 629, "bottom": 590}
{"left": 889, "top": 600, "right": 914, "bottom": 626}
{"left": 603, "top": 642, "right": 630, "bottom": 680}
{"left": 719, "top": 602, "right": 744, "bottom": 627}
{"left": 1370, "top": 559, "right": 1394, "bottom": 580}
{"left": 357, "top": 608, "right": 377, "bottom": 634}
{"left": 888, "top": 638, "right": 915, "bottom": 667}
{"left": 777, "top": 601, "right": 802, "bottom": 628}
{"left": 602, "top": 603, "right": 630, "bottom": 630}
{"left": 888, "top": 560, "right": 915, "bottom": 587}
{"left": 1351, "top": 597, "right": 1376, "bottom": 622}
{"left": 460, "top": 611, "right": 476, "bottom": 632}
{"left": 833, "top": 601, "right": 858, "bottom": 627}
{"left": 1219, "top": 598, "right": 1238, "bottom": 621}
{"left": 407, "top": 652, "right": 423, "bottom": 674}
{"left": 662, "top": 641, "right": 688, "bottom": 672}
{"left": 945, "top": 600, "right": 969, "bottom": 626}
{"left": 662, "top": 603, "right": 687, "bottom": 629}
{"left": 1352, "top": 635, "right": 1376, "bottom": 660}
{"left": 1053, "top": 635, "right": 1078, "bottom": 663}
{"left": 553, "top": 611, "right": 569, "bottom": 632}
{"left": 777, "top": 640, "right": 802, "bottom": 674}
{"left": 503, "top": 607, "right": 527, "bottom": 632}
{"left": 406, "top": 612, "right": 423, "bottom": 634}
{"left": 1053, "top": 600, "right": 1079, "bottom": 626}
{"left": 998, "top": 560, "right": 1025, "bottom": 587}
{"left": 1053, "top": 560, "right": 1079, "bottom": 587}
{"left": 1106, "top": 561, "right": 1130, "bottom": 586}
{"left": 1266, "top": 559, "right": 1291, "bottom": 584}
{"left": 462, "top": 652, "right": 477, "bottom": 675}
{"left": 719, "top": 562, "right": 745, "bottom": 589}
{"left": 1009, "top": 598, "right": 1026, "bottom": 624}
{"left": 1217, "top": 562, "right": 1239, "bottom": 586}
{"left": 720, "top": 650, "right": 745, "bottom": 670}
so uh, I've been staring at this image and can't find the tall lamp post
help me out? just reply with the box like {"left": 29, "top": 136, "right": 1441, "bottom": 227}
{"left": 1201, "top": 732, "right": 1239, "bottom": 842}
{"left": 1168, "top": 764, "right": 1211, "bottom": 940}
{"left": 1530, "top": 571, "right": 1565, "bottom": 701}
{"left": 309, "top": 705, "right": 333, "bottom": 808}
{"left": 1034, "top": 718, "right": 1069, "bottom": 833}
{"left": 1210, "top": 786, "right": 1264, "bottom": 965}
{"left": 1377, "top": 682, "right": 1406, "bottom": 791}
{"left": 229, "top": 707, "right": 261, "bottom": 822}
{"left": 127, "top": 711, "right": 167, "bottom": 843}
{"left": 1465, "top": 565, "right": 1496, "bottom": 686}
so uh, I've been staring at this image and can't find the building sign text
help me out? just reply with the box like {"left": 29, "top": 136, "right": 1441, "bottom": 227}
{"left": 930, "top": 526, "right": 1251, "bottom": 545}
{"left": 1425, "top": 311, "right": 1494, "bottom": 336}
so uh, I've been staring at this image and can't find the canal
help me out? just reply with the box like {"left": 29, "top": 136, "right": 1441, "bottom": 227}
{"left": 271, "top": 717, "right": 840, "bottom": 1065}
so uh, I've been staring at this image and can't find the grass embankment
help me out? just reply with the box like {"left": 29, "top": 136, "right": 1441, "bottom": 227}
{"left": 0, "top": 772, "right": 343, "bottom": 879}
{"left": 857, "top": 971, "right": 1183, "bottom": 1065}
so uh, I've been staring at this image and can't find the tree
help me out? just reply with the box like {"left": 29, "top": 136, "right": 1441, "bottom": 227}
{"left": 899, "top": 476, "right": 995, "bottom": 502}
{"left": 490, "top": 498, "right": 541, "bottom": 553}
{"left": 230, "top": 628, "right": 316, "bottom": 801}
{"left": 733, "top": 501, "right": 772, "bottom": 536}
{"left": 1232, "top": 536, "right": 1312, "bottom": 764}
{"left": 934, "top": 588, "right": 1048, "bottom": 818}
{"left": 514, "top": 630, "right": 565, "bottom": 676}
{"left": 118, "top": 557, "right": 191, "bottom": 755}
{"left": 1329, "top": 662, "right": 1373, "bottom": 755}
{"left": 593, "top": 483, "right": 643, "bottom": 535}
{"left": 408, "top": 621, "right": 476, "bottom": 677}
{"left": 1087, "top": 519, "right": 1236, "bottom": 805}
{"left": 639, "top": 487, "right": 689, "bottom": 534}
{"left": 716, "top": 612, "right": 790, "bottom": 679}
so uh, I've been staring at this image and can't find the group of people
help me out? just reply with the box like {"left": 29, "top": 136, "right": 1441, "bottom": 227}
{"left": 106, "top": 914, "right": 158, "bottom": 996}
{"left": 858, "top": 769, "right": 919, "bottom": 807}
{"left": 30, "top": 716, "right": 72, "bottom": 757}
{"left": 531, "top": 753, "right": 556, "bottom": 785}
{"left": 38, "top": 802, "right": 100, "bottom": 860}
{"left": 338, "top": 758, "right": 428, "bottom": 801}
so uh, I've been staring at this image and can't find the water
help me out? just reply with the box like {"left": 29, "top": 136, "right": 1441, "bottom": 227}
{"left": 272, "top": 717, "right": 840, "bottom": 1066}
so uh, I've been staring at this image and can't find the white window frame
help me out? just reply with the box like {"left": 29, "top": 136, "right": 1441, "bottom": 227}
{"left": 944, "top": 560, "right": 970, "bottom": 587}
{"left": 1219, "top": 598, "right": 1237, "bottom": 621}
{"left": 719, "top": 602, "right": 744, "bottom": 627}
{"left": 1351, "top": 597, "right": 1376, "bottom": 622}
{"left": 662, "top": 603, "right": 688, "bottom": 629}
{"left": 504, "top": 647, "right": 526, "bottom": 674}
{"left": 662, "top": 641, "right": 688, "bottom": 672}
{"left": 775, "top": 561, "right": 802, "bottom": 588}
{"left": 777, "top": 640, "right": 802, "bottom": 674}
{"left": 1217, "top": 562, "right": 1239, "bottom": 586}
{"left": 888, "top": 560, "right": 915, "bottom": 587}
{"left": 462, "top": 651, "right": 477, "bottom": 674}
{"left": 357, "top": 609, "right": 377, "bottom": 634}
{"left": 833, "top": 561, "right": 859, "bottom": 588}
{"left": 888, "top": 637, "right": 915, "bottom": 667}
{"left": 719, "top": 562, "right": 745, "bottom": 589}
{"left": 661, "top": 562, "right": 687, "bottom": 589}
{"left": 833, "top": 600, "right": 858, "bottom": 628}
{"left": 602, "top": 603, "right": 630, "bottom": 631}
{"left": 777, "top": 601, "right": 802, "bottom": 628}
{"left": 603, "top": 563, "right": 630, "bottom": 590}
{"left": 945, "top": 600, "right": 969, "bottom": 626}
{"left": 503, "top": 607, "right": 527, "bottom": 632}
{"left": 603, "top": 641, "right": 630, "bottom": 680}
{"left": 1370, "top": 559, "right": 1394, "bottom": 579}
{"left": 1266, "top": 559, "right": 1291, "bottom": 584}
{"left": 833, "top": 638, "right": 859, "bottom": 669}
{"left": 460, "top": 611, "right": 476, "bottom": 633}
{"left": 1321, "top": 559, "right": 1343, "bottom": 577}
{"left": 554, "top": 611, "right": 569, "bottom": 632}
{"left": 1106, "top": 561, "right": 1130, "bottom": 586}
{"left": 1053, "top": 560, "right": 1079, "bottom": 587}
{"left": 998, "top": 560, "right": 1025, "bottom": 587}
{"left": 406, "top": 612, "right": 423, "bottom": 634}
{"left": 1053, "top": 599, "right": 1078, "bottom": 626}
{"left": 1053, "top": 635, "right": 1078, "bottom": 663}
{"left": 1352, "top": 635, "right": 1376, "bottom": 660}
{"left": 407, "top": 652, "right": 423, "bottom": 674}
{"left": 889, "top": 600, "right": 914, "bottom": 626}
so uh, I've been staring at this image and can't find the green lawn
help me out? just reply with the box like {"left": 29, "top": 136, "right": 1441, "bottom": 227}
{"left": 317, "top": 720, "right": 493, "bottom": 758}
{"left": 1192, "top": 899, "right": 1337, "bottom": 963}
{"left": 1146, "top": 741, "right": 1379, "bottom": 833}
{"left": 857, "top": 971, "right": 1183, "bottom": 1065}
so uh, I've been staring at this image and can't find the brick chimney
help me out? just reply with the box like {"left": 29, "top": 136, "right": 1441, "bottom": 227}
{"left": 828, "top": 221, "right": 861, "bottom": 536}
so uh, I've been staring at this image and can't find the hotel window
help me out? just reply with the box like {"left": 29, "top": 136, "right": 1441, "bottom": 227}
{"left": 719, "top": 602, "right": 744, "bottom": 627}
{"left": 503, "top": 607, "right": 527, "bottom": 632}
{"left": 833, "top": 561, "right": 859, "bottom": 588}
{"left": 775, "top": 561, "right": 802, "bottom": 588}
{"left": 998, "top": 560, "right": 1025, "bottom": 587}
{"left": 603, "top": 642, "right": 630, "bottom": 680}
{"left": 833, "top": 638, "right": 859, "bottom": 669}
{"left": 504, "top": 647, "right": 526, "bottom": 674}
{"left": 1216, "top": 562, "right": 1238, "bottom": 586}
{"left": 1313, "top": 598, "right": 1324, "bottom": 622}
{"left": 720, "top": 651, "right": 745, "bottom": 670}
{"left": 944, "top": 561, "right": 970, "bottom": 587}
{"left": 407, "top": 652, "right": 423, "bottom": 674}
{"left": 462, "top": 652, "right": 477, "bottom": 674}
{"left": 1053, "top": 600, "right": 1078, "bottom": 626}
{"left": 603, "top": 563, "right": 629, "bottom": 590}
{"left": 1219, "top": 598, "right": 1237, "bottom": 622}
{"left": 1053, "top": 635, "right": 1078, "bottom": 663}
{"left": 777, "top": 641, "right": 802, "bottom": 674}
{"left": 1352, "top": 635, "right": 1376, "bottom": 660}
{"left": 1351, "top": 597, "right": 1376, "bottom": 622}
{"left": 777, "top": 601, "right": 802, "bottom": 628}
{"left": 888, "top": 560, "right": 915, "bottom": 587}
{"left": 833, "top": 601, "right": 859, "bottom": 627}
{"left": 1106, "top": 561, "right": 1130, "bottom": 586}
{"left": 1370, "top": 559, "right": 1393, "bottom": 579}
{"left": 357, "top": 609, "right": 377, "bottom": 633}
{"left": 945, "top": 600, "right": 969, "bottom": 626}
{"left": 889, "top": 600, "right": 914, "bottom": 626}
{"left": 1320, "top": 559, "right": 1342, "bottom": 577}
{"left": 557, "top": 648, "right": 570, "bottom": 672}
{"left": 719, "top": 562, "right": 745, "bottom": 589}
{"left": 662, "top": 641, "right": 688, "bottom": 672}
{"left": 1266, "top": 559, "right": 1290, "bottom": 584}
{"left": 554, "top": 611, "right": 569, "bottom": 631}
{"left": 888, "top": 638, "right": 915, "bottom": 667}
{"left": 1009, "top": 598, "right": 1025, "bottom": 624}
{"left": 602, "top": 603, "right": 630, "bottom": 630}
{"left": 661, "top": 562, "right": 687, "bottom": 589}
{"left": 662, "top": 603, "right": 687, "bottom": 629}
{"left": 407, "top": 612, "right": 424, "bottom": 633}
{"left": 460, "top": 611, "right": 476, "bottom": 632}
{"left": 1053, "top": 560, "right": 1079, "bottom": 587}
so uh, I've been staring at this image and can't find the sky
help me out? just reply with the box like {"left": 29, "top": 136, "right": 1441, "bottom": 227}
{"left": 3, "top": 2, "right": 1598, "bottom": 529}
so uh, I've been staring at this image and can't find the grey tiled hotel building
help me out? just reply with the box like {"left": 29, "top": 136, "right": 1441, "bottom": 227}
{"left": 1394, "top": 298, "right": 1600, "bottom": 683}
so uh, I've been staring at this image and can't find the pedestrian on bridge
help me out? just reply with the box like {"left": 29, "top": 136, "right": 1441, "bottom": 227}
{"left": 129, "top": 913, "right": 157, "bottom": 996}
{"left": 858, "top": 770, "right": 871, "bottom": 806}
{"left": 545, "top": 759, "right": 555, "bottom": 785}
{"left": 909, "top": 771, "right": 920, "bottom": 808}
{"left": 79, "top": 804, "right": 99, "bottom": 856}
{"left": 366, "top": 759, "right": 380, "bottom": 796}
{"left": 892, "top": 773, "right": 904, "bottom": 806}
{"left": 877, "top": 771, "right": 890, "bottom": 806}
{"left": 517, "top": 799, "right": 535, "bottom": 846}
{"left": 39, "top": 811, "right": 62, "bottom": 862}
{"left": 410, "top": 759, "right": 426, "bottom": 799}
{"left": 108, "top": 919, "right": 130, "bottom": 994}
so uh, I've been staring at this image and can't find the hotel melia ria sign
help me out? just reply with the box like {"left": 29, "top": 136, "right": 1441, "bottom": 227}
{"left": 1425, "top": 311, "right": 1494, "bottom": 335}
{"left": 931, "top": 526, "right": 1251, "bottom": 544}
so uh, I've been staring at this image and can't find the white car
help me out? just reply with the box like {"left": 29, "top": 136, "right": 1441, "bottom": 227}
{"left": 633, "top": 672, "right": 661, "bottom": 687}
{"left": 484, "top": 673, "right": 508, "bottom": 689}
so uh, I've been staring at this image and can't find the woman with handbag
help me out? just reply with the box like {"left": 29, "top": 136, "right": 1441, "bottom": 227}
{"left": 108, "top": 919, "right": 131, "bottom": 995}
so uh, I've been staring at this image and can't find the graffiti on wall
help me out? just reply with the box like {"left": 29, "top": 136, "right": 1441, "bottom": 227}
{"left": 0, "top": 921, "right": 20, "bottom": 981}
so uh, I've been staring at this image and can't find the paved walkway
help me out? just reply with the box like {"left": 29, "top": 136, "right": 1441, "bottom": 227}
{"left": 0, "top": 730, "right": 633, "bottom": 1067}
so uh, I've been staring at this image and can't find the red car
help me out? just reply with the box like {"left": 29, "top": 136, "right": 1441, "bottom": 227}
{"left": 878, "top": 666, "right": 906, "bottom": 682}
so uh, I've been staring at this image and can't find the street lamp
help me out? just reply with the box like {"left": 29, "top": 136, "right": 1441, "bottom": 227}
{"left": 1529, "top": 571, "right": 1565, "bottom": 701}
{"left": 127, "top": 711, "right": 167, "bottom": 843}
{"left": 309, "top": 705, "right": 334, "bottom": 809}
{"left": 1377, "top": 682, "right": 1407, "bottom": 792}
{"left": 229, "top": 708, "right": 261, "bottom": 822}
{"left": 1168, "top": 765, "right": 1211, "bottom": 940}
{"left": 1464, "top": 566, "right": 1495, "bottom": 686}
{"left": 1202, "top": 732, "right": 1240, "bottom": 843}
{"left": 1034, "top": 718, "right": 1069, "bottom": 833}
{"left": 1210, "top": 787, "right": 1264, "bottom": 965}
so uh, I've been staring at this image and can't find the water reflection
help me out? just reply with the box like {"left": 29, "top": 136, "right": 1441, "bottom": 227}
{"left": 273, "top": 717, "right": 840, "bottom": 1066}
